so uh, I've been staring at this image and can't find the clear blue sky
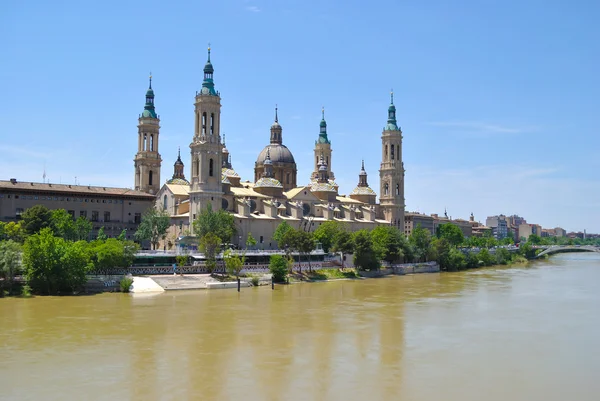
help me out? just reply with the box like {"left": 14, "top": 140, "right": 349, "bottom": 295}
{"left": 1, "top": 0, "right": 599, "bottom": 232}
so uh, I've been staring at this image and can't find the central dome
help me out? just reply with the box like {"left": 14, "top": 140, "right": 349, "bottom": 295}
{"left": 256, "top": 144, "right": 295, "bottom": 164}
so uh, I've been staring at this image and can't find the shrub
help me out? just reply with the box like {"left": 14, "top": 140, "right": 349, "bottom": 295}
{"left": 120, "top": 277, "right": 133, "bottom": 293}
{"left": 251, "top": 276, "right": 260, "bottom": 287}
{"left": 269, "top": 255, "right": 288, "bottom": 283}
{"left": 21, "top": 284, "right": 32, "bottom": 298}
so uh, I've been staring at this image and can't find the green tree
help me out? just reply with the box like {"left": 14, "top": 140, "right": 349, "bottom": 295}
{"left": 295, "top": 230, "right": 316, "bottom": 272}
{"left": 117, "top": 229, "right": 127, "bottom": 241}
{"left": 269, "top": 254, "right": 288, "bottom": 283}
{"left": 352, "top": 230, "right": 379, "bottom": 271}
{"left": 199, "top": 232, "right": 221, "bottom": 275}
{"left": 432, "top": 238, "right": 451, "bottom": 270}
{"left": 21, "top": 205, "right": 52, "bottom": 235}
{"left": 447, "top": 248, "right": 467, "bottom": 271}
{"left": 273, "top": 221, "right": 293, "bottom": 246}
{"left": 312, "top": 221, "right": 343, "bottom": 253}
{"left": 477, "top": 248, "right": 494, "bottom": 266}
{"left": 224, "top": 249, "right": 244, "bottom": 279}
{"left": 519, "top": 242, "right": 537, "bottom": 259}
{"left": 495, "top": 248, "right": 512, "bottom": 265}
{"left": 409, "top": 225, "right": 432, "bottom": 262}
{"left": 332, "top": 229, "right": 354, "bottom": 268}
{"left": 0, "top": 240, "right": 22, "bottom": 295}
{"left": 371, "top": 226, "right": 405, "bottom": 263}
{"left": 437, "top": 223, "right": 465, "bottom": 246}
{"left": 192, "top": 204, "right": 236, "bottom": 244}
{"left": 96, "top": 227, "right": 108, "bottom": 241}
{"left": 87, "top": 238, "right": 137, "bottom": 271}
{"left": 246, "top": 232, "right": 257, "bottom": 249}
{"left": 22, "top": 228, "right": 91, "bottom": 294}
{"left": 49, "top": 209, "right": 76, "bottom": 240}
{"left": 176, "top": 255, "right": 189, "bottom": 272}
{"left": 134, "top": 208, "right": 170, "bottom": 250}
{"left": 1, "top": 221, "right": 26, "bottom": 243}
{"left": 528, "top": 234, "right": 542, "bottom": 245}
{"left": 74, "top": 216, "right": 92, "bottom": 241}
{"left": 278, "top": 227, "right": 299, "bottom": 265}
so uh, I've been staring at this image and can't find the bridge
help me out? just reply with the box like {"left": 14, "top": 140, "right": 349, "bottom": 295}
{"left": 534, "top": 245, "right": 600, "bottom": 258}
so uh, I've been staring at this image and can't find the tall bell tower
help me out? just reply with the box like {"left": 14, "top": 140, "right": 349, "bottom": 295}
{"left": 189, "top": 46, "right": 223, "bottom": 225}
{"left": 379, "top": 91, "right": 405, "bottom": 228}
{"left": 311, "top": 108, "right": 334, "bottom": 181}
{"left": 134, "top": 75, "right": 162, "bottom": 194}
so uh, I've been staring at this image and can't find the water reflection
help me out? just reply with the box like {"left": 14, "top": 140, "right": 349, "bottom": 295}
{"left": 1, "top": 253, "right": 599, "bottom": 400}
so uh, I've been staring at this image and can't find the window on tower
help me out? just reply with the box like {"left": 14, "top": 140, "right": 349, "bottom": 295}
{"left": 202, "top": 113, "right": 207, "bottom": 135}
{"left": 391, "top": 145, "right": 395, "bottom": 160}
{"left": 210, "top": 113, "right": 214, "bottom": 135}
{"left": 143, "top": 134, "right": 147, "bottom": 151}
{"left": 150, "top": 134, "right": 154, "bottom": 151}
{"left": 384, "top": 183, "right": 389, "bottom": 195}
{"left": 149, "top": 170, "right": 153, "bottom": 185}
{"left": 209, "top": 158, "right": 214, "bottom": 176}
{"left": 385, "top": 145, "right": 388, "bottom": 159}
{"left": 396, "top": 183, "right": 399, "bottom": 195}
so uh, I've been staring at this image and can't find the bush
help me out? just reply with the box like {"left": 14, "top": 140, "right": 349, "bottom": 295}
{"left": 251, "top": 276, "right": 260, "bottom": 287}
{"left": 21, "top": 284, "right": 32, "bottom": 298}
{"left": 120, "top": 277, "right": 133, "bottom": 293}
{"left": 269, "top": 255, "right": 288, "bottom": 283}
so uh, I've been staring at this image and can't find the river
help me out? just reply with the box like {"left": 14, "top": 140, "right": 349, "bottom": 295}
{"left": 1, "top": 253, "right": 599, "bottom": 400}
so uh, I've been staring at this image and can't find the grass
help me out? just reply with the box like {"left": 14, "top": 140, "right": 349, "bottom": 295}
{"left": 291, "top": 268, "right": 358, "bottom": 282}
{"left": 119, "top": 277, "right": 133, "bottom": 293}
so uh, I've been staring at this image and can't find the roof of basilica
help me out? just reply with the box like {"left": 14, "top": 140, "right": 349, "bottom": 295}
{"left": 256, "top": 144, "right": 296, "bottom": 165}
{"left": 222, "top": 167, "right": 239, "bottom": 177}
{"left": 254, "top": 177, "right": 283, "bottom": 188}
{"left": 309, "top": 182, "right": 337, "bottom": 192}
{"left": 350, "top": 186, "right": 377, "bottom": 196}
{"left": 166, "top": 177, "right": 190, "bottom": 185}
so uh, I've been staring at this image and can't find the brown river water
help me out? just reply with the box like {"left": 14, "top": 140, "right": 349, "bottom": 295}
{"left": 1, "top": 253, "right": 600, "bottom": 401}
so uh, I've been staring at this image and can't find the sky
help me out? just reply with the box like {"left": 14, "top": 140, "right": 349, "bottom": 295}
{"left": 1, "top": 0, "right": 599, "bottom": 232}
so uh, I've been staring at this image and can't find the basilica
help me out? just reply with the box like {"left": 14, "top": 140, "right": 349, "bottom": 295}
{"left": 133, "top": 48, "right": 405, "bottom": 249}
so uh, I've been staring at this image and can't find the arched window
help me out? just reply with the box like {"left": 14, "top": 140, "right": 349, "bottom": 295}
{"left": 210, "top": 113, "right": 214, "bottom": 135}
{"left": 391, "top": 144, "right": 394, "bottom": 160}
{"left": 385, "top": 145, "right": 388, "bottom": 159}
{"left": 149, "top": 170, "right": 153, "bottom": 186}
{"left": 384, "top": 183, "right": 389, "bottom": 195}
{"left": 209, "top": 158, "right": 214, "bottom": 176}
{"left": 286, "top": 173, "right": 290, "bottom": 184}
{"left": 143, "top": 134, "right": 147, "bottom": 151}
{"left": 396, "top": 183, "right": 399, "bottom": 195}
{"left": 326, "top": 156, "right": 329, "bottom": 165}
{"left": 397, "top": 145, "right": 400, "bottom": 160}
{"left": 163, "top": 195, "right": 168, "bottom": 210}
{"left": 150, "top": 134, "right": 154, "bottom": 151}
{"left": 202, "top": 113, "right": 207, "bottom": 135}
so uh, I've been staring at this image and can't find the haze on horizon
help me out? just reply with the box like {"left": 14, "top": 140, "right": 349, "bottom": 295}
{"left": 1, "top": 0, "right": 598, "bottom": 232}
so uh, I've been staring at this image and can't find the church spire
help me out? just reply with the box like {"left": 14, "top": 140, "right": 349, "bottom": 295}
{"left": 385, "top": 89, "right": 398, "bottom": 131}
{"left": 142, "top": 73, "right": 157, "bottom": 118}
{"left": 270, "top": 104, "right": 283, "bottom": 144}
{"left": 317, "top": 106, "right": 330, "bottom": 144}
{"left": 201, "top": 44, "right": 217, "bottom": 96}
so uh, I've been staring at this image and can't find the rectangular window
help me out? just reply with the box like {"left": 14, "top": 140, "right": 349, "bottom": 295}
{"left": 104, "top": 211, "right": 110, "bottom": 222}
{"left": 68, "top": 210, "right": 75, "bottom": 218}
{"left": 85, "top": 199, "right": 88, "bottom": 203}
{"left": 80, "top": 210, "right": 87, "bottom": 218}
{"left": 34, "top": 196, "right": 38, "bottom": 200}
{"left": 134, "top": 213, "right": 141, "bottom": 224}
{"left": 91, "top": 211, "right": 99, "bottom": 222}
{"left": 14, "top": 195, "right": 18, "bottom": 199}
{"left": 16, "top": 208, "right": 24, "bottom": 216}
{"left": 103, "top": 200, "right": 106, "bottom": 203}
{"left": 260, "top": 236, "right": 264, "bottom": 244}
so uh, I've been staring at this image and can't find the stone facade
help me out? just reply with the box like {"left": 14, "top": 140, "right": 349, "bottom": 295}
{"left": 150, "top": 48, "right": 406, "bottom": 247}
{"left": 0, "top": 179, "right": 155, "bottom": 239}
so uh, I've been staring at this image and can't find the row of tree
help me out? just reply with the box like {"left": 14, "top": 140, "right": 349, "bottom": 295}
{"left": 0, "top": 205, "right": 139, "bottom": 295}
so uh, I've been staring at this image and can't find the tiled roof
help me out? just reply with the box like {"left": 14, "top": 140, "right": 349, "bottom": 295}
{"left": 230, "top": 187, "right": 268, "bottom": 198}
{"left": 309, "top": 182, "right": 337, "bottom": 192}
{"left": 222, "top": 167, "right": 240, "bottom": 178}
{"left": 165, "top": 184, "right": 190, "bottom": 196}
{"left": 0, "top": 180, "right": 155, "bottom": 199}
{"left": 255, "top": 177, "right": 283, "bottom": 188}
{"left": 166, "top": 178, "right": 190, "bottom": 185}
{"left": 349, "top": 186, "right": 376, "bottom": 196}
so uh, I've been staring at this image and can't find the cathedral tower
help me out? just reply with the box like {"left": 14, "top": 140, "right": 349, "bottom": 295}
{"left": 379, "top": 91, "right": 405, "bottom": 228}
{"left": 311, "top": 108, "right": 334, "bottom": 181}
{"left": 189, "top": 46, "right": 223, "bottom": 224}
{"left": 134, "top": 75, "right": 162, "bottom": 194}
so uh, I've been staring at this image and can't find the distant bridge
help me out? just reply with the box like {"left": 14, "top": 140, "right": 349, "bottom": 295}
{"left": 534, "top": 245, "right": 600, "bottom": 258}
